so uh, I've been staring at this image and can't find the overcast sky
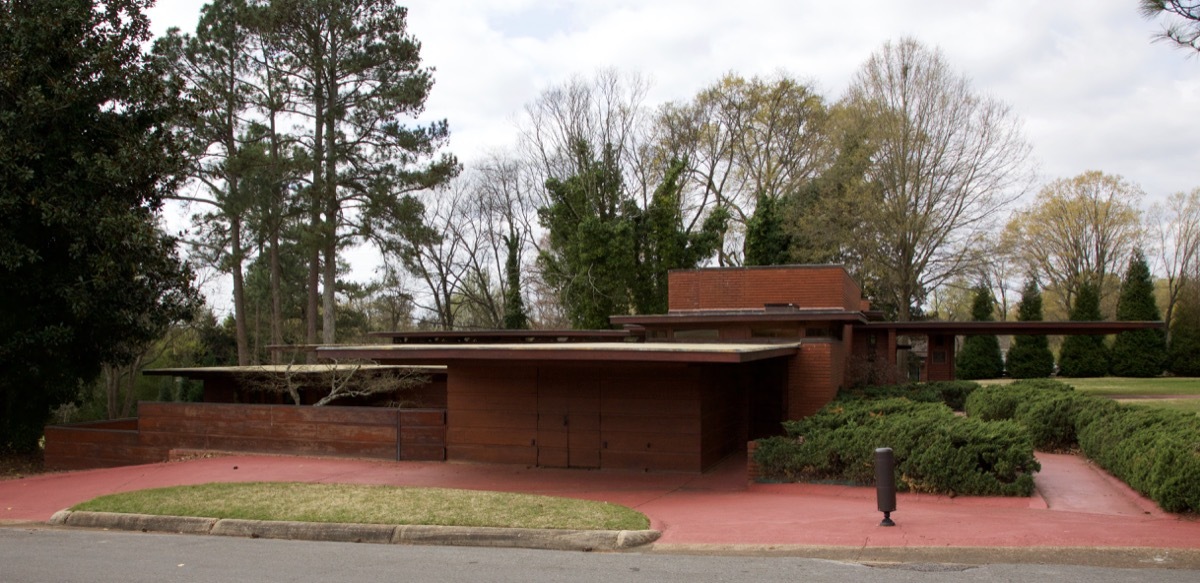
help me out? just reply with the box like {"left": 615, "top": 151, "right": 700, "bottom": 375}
{"left": 147, "top": 0, "right": 1200, "bottom": 308}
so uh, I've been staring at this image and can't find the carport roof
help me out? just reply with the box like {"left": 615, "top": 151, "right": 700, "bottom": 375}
{"left": 142, "top": 364, "right": 446, "bottom": 379}
{"left": 318, "top": 341, "right": 804, "bottom": 364}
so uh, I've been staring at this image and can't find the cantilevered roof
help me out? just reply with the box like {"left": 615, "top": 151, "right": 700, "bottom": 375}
{"left": 318, "top": 341, "right": 803, "bottom": 364}
{"left": 862, "top": 321, "right": 1165, "bottom": 336}
{"left": 369, "top": 329, "right": 637, "bottom": 344}
{"left": 610, "top": 309, "right": 868, "bottom": 327}
{"left": 143, "top": 364, "right": 446, "bottom": 379}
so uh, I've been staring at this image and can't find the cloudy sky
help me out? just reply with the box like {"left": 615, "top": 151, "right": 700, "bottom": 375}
{"left": 147, "top": 0, "right": 1199, "bottom": 306}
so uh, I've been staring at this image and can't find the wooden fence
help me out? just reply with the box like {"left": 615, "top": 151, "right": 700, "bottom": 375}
{"left": 44, "top": 402, "right": 446, "bottom": 471}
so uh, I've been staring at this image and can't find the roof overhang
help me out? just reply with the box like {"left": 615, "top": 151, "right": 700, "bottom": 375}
{"left": 318, "top": 341, "right": 802, "bottom": 364}
{"left": 142, "top": 364, "right": 446, "bottom": 379}
{"left": 860, "top": 321, "right": 1166, "bottom": 336}
{"left": 611, "top": 310, "right": 868, "bottom": 327}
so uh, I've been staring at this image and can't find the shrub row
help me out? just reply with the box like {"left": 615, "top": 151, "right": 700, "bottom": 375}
{"left": 965, "top": 379, "right": 1200, "bottom": 514}
{"left": 754, "top": 397, "right": 1038, "bottom": 497}
{"left": 836, "top": 381, "right": 980, "bottom": 411}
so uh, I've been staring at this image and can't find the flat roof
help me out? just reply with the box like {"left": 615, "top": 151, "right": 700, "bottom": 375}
{"left": 143, "top": 364, "right": 446, "bottom": 379}
{"left": 862, "top": 321, "right": 1166, "bottom": 335}
{"left": 318, "top": 341, "right": 803, "bottom": 364}
{"left": 611, "top": 309, "right": 867, "bottom": 326}
{"left": 368, "top": 330, "right": 637, "bottom": 343}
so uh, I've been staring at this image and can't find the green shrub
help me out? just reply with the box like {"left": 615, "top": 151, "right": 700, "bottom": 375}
{"left": 963, "top": 379, "right": 1200, "bottom": 513}
{"left": 757, "top": 398, "right": 1038, "bottom": 496}
{"left": 837, "top": 381, "right": 979, "bottom": 411}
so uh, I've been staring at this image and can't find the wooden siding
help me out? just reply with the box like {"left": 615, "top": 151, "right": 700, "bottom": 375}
{"left": 44, "top": 403, "right": 446, "bottom": 471}
{"left": 668, "top": 266, "right": 863, "bottom": 312}
{"left": 446, "top": 362, "right": 751, "bottom": 473}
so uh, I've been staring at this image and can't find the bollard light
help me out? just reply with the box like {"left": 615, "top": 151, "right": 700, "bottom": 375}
{"left": 875, "top": 447, "right": 897, "bottom": 527}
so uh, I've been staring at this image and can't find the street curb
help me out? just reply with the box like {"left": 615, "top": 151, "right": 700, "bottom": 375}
{"left": 647, "top": 543, "right": 1200, "bottom": 570}
{"left": 47, "top": 510, "right": 660, "bottom": 552}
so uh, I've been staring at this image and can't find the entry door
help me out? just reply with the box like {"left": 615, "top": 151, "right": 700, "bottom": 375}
{"left": 536, "top": 372, "right": 600, "bottom": 469}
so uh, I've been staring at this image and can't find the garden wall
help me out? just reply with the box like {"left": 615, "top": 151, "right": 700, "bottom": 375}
{"left": 43, "top": 402, "right": 446, "bottom": 471}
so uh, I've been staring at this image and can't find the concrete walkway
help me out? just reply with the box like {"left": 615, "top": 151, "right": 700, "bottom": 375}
{"left": 2, "top": 451, "right": 1198, "bottom": 553}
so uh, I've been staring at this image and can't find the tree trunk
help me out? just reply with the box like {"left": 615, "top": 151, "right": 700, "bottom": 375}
{"left": 230, "top": 214, "right": 250, "bottom": 365}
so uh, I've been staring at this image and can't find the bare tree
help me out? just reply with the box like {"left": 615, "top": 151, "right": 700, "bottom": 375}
{"left": 244, "top": 361, "right": 426, "bottom": 407}
{"left": 1006, "top": 171, "right": 1144, "bottom": 315}
{"left": 842, "top": 38, "right": 1034, "bottom": 321}
{"left": 653, "top": 73, "right": 830, "bottom": 265}
{"left": 1149, "top": 188, "right": 1200, "bottom": 335}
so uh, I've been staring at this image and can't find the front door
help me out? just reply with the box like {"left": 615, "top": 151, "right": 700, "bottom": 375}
{"left": 536, "top": 370, "right": 600, "bottom": 468}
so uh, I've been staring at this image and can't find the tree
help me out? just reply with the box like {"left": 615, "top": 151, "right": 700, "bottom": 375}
{"left": 744, "top": 192, "right": 792, "bottom": 266}
{"left": 653, "top": 73, "right": 829, "bottom": 265}
{"left": 270, "top": 0, "right": 457, "bottom": 344}
{"left": 1168, "top": 280, "right": 1200, "bottom": 375}
{"left": 155, "top": 0, "right": 258, "bottom": 364}
{"left": 1140, "top": 0, "right": 1200, "bottom": 54}
{"left": 955, "top": 286, "right": 1005, "bottom": 380}
{"left": 1006, "top": 171, "right": 1144, "bottom": 315}
{"left": 630, "top": 158, "right": 727, "bottom": 314}
{"left": 841, "top": 38, "right": 1033, "bottom": 321}
{"left": 1110, "top": 250, "right": 1166, "bottom": 377}
{"left": 1006, "top": 278, "right": 1056, "bottom": 378}
{"left": 502, "top": 233, "right": 530, "bottom": 329}
{"left": 0, "top": 0, "right": 198, "bottom": 452}
{"left": 538, "top": 141, "right": 636, "bottom": 328}
{"left": 1148, "top": 188, "right": 1200, "bottom": 341}
{"left": 1057, "top": 282, "right": 1109, "bottom": 377}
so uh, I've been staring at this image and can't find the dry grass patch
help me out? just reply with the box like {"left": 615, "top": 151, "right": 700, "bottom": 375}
{"left": 71, "top": 482, "right": 649, "bottom": 531}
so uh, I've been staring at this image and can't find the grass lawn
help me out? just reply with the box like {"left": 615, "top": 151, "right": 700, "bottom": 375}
{"left": 1057, "top": 377, "right": 1200, "bottom": 396}
{"left": 70, "top": 482, "right": 650, "bottom": 531}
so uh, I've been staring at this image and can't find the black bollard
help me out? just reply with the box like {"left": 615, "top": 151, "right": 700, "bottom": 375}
{"left": 875, "top": 447, "right": 896, "bottom": 527}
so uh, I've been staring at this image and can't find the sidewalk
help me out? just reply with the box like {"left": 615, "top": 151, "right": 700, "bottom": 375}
{"left": 2, "top": 451, "right": 1198, "bottom": 554}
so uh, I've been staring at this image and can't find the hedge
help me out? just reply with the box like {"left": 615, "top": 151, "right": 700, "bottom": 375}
{"left": 837, "top": 381, "right": 980, "bottom": 411}
{"left": 754, "top": 398, "right": 1038, "bottom": 497}
{"left": 964, "top": 379, "right": 1200, "bottom": 514}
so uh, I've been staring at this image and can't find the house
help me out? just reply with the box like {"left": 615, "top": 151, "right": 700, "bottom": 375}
{"left": 48, "top": 264, "right": 1160, "bottom": 473}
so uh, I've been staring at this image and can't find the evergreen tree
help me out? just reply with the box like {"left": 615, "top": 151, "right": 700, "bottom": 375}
{"left": 538, "top": 141, "right": 636, "bottom": 329}
{"left": 1005, "top": 278, "right": 1055, "bottom": 378}
{"left": 0, "top": 0, "right": 199, "bottom": 451}
{"left": 502, "top": 233, "right": 529, "bottom": 330}
{"left": 539, "top": 146, "right": 725, "bottom": 328}
{"left": 1110, "top": 250, "right": 1166, "bottom": 377}
{"left": 744, "top": 192, "right": 791, "bottom": 266}
{"left": 955, "top": 285, "right": 1005, "bottom": 380}
{"left": 1058, "top": 281, "right": 1109, "bottom": 377}
{"left": 1168, "top": 281, "right": 1200, "bottom": 376}
{"left": 630, "top": 158, "right": 726, "bottom": 315}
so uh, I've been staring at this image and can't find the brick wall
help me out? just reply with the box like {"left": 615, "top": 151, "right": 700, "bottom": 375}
{"left": 785, "top": 341, "right": 845, "bottom": 420}
{"left": 668, "top": 266, "right": 863, "bottom": 312}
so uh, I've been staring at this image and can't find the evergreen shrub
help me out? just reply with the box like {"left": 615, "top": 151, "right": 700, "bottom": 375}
{"left": 754, "top": 398, "right": 1038, "bottom": 496}
{"left": 964, "top": 379, "right": 1200, "bottom": 513}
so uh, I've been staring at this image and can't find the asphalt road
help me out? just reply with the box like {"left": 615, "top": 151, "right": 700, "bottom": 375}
{"left": 1, "top": 527, "right": 1197, "bottom": 583}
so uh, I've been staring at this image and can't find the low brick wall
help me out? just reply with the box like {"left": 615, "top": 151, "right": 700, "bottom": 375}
{"left": 44, "top": 403, "right": 446, "bottom": 471}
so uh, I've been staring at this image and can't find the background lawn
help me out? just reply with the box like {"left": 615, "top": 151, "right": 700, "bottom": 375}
{"left": 977, "top": 377, "right": 1200, "bottom": 414}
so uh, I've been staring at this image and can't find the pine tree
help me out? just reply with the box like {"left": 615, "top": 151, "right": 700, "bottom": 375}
{"left": 1110, "top": 250, "right": 1166, "bottom": 377}
{"left": 1058, "top": 281, "right": 1109, "bottom": 377}
{"left": 1168, "top": 281, "right": 1200, "bottom": 376}
{"left": 1005, "top": 278, "right": 1055, "bottom": 378}
{"left": 955, "top": 285, "right": 1005, "bottom": 380}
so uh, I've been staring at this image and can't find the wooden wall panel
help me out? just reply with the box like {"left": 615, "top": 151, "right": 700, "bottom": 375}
{"left": 44, "top": 403, "right": 447, "bottom": 470}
